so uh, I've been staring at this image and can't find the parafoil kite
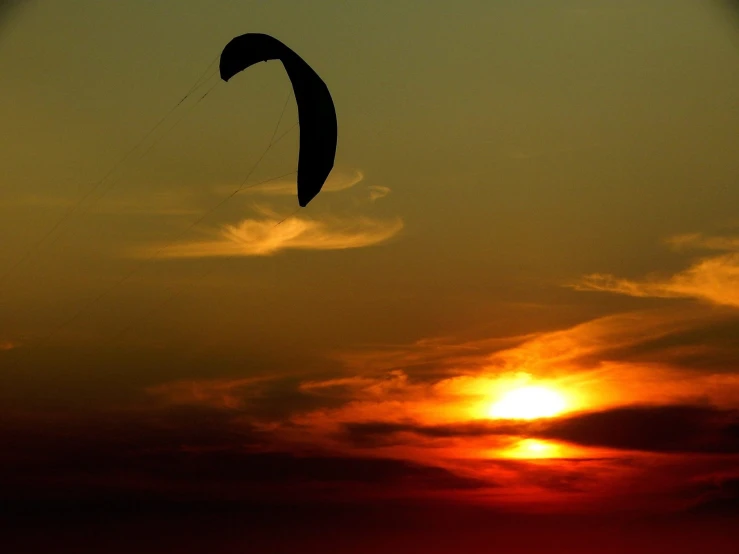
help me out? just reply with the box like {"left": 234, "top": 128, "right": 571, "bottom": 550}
{"left": 220, "top": 33, "right": 338, "bottom": 207}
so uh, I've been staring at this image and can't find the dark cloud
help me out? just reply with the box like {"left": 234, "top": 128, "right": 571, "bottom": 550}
{"left": 0, "top": 406, "right": 489, "bottom": 516}
{"left": 499, "top": 461, "right": 595, "bottom": 494}
{"left": 537, "top": 405, "right": 739, "bottom": 454}
{"left": 584, "top": 315, "right": 739, "bottom": 373}
{"left": 342, "top": 420, "right": 524, "bottom": 447}
{"left": 343, "top": 405, "right": 739, "bottom": 455}
{"left": 233, "top": 376, "right": 351, "bottom": 420}
{"left": 685, "top": 476, "right": 739, "bottom": 516}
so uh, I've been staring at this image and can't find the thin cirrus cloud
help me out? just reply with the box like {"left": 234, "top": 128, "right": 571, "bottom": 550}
{"left": 146, "top": 376, "right": 275, "bottom": 410}
{"left": 139, "top": 214, "right": 404, "bottom": 258}
{"left": 232, "top": 168, "right": 365, "bottom": 197}
{"left": 128, "top": 167, "right": 403, "bottom": 258}
{"left": 573, "top": 233, "right": 739, "bottom": 309}
{"left": 368, "top": 185, "right": 391, "bottom": 202}
{"left": 7, "top": 168, "right": 373, "bottom": 217}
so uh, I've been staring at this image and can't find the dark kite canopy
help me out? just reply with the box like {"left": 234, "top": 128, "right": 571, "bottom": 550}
{"left": 220, "top": 33, "right": 338, "bottom": 207}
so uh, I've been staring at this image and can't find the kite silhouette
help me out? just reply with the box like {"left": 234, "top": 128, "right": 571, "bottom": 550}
{"left": 220, "top": 33, "right": 338, "bottom": 207}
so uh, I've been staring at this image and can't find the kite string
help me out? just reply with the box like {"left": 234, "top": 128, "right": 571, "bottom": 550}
{"left": 0, "top": 55, "right": 222, "bottom": 289}
{"left": 108, "top": 172, "right": 296, "bottom": 346}
{"left": 40, "top": 77, "right": 223, "bottom": 256}
{"left": 0, "top": 78, "right": 223, "bottom": 346}
{"left": 31, "top": 86, "right": 297, "bottom": 352}
{"left": 143, "top": 89, "right": 294, "bottom": 261}
{"left": 273, "top": 121, "right": 299, "bottom": 146}
{"left": 274, "top": 206, "right": 301, "bottom": 227}
{"left": 109, "top": 92, "right": 300, "bottom": 345}
{"left": 268, "top": 89, "right": 293, "bottom": 144}
{"left": 39, "top": 78, "right": 222, "bottom": 257}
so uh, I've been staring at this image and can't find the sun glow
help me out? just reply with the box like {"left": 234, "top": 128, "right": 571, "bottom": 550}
{"left": 516, "top": 439, "right": 559, "bottom": 458}
{"left": 488, "top": 386, "right": 567, "bottom": 420}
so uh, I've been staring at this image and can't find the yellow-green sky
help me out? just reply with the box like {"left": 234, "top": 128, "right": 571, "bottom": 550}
{"left": 1, "top": 1, "right": 739, "bottom": 549}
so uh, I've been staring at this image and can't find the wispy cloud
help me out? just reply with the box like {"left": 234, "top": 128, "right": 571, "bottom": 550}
{"left": 291, "top": 310, "right": 739, "bottom": 436}
{"left": 146, "top": 376, "right": 274, "bottom": 410}
{"left": 137, "top": 214, "right": 404, "bottom": 258}
{"left": 231, "top": 168, "right": 365, "bottom": 197}
{"left": 6, "top": 168, "right": 374, "bottom": 218}
{"left": 368, "top": 185, "right": 391, "bottom": 202}
{"left": 146, "top": 307, "right": 739, "bottom": 429}
{"left": 573, "top": 233, "right": 739, "bottom": 308}
{"left": 666, "top": 233, "right": 739, "bottom": 253}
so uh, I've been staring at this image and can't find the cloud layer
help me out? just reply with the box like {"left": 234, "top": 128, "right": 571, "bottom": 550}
{"left": 139, "top": 214, "right": 404, "bottom": 258}
{"left": 574, "top": 233, "right": 739, "bottom": 308}
{"left": 235, "top": 168, "right": 365, "bottom": 197}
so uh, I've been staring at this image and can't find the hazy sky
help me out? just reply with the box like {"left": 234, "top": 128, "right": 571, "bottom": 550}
{"left": 1, "top": 1, "right": 739, "bottom": 551}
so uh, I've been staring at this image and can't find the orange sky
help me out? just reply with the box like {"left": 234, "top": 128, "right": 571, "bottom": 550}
{"left": 1, "top": 1, "right": 739, "bottom": 552}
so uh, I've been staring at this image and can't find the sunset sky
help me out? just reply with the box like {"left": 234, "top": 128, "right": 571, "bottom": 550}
{"left": 1, "top": 1, "right": 739, "bottom": 552}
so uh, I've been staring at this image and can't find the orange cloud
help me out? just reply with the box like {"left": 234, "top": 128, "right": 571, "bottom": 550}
{"left": 300, "top": 308, "right": 739, "bottom": 442}
{"left": 574, "top": 234, "right": 739, "bottom": 308}
{"left": 139, "top": 305, "right": 739, "bottom": 510}
{"left": 146, "top": 307, "right": 739, "bottom": 430}
{"left": 666, "top": 233, "right": 739, "bottom": 252}
{"left": 368, "top": 185, "right": 391, "bottom": 202}
{"left": 138, "top": 214, "right": 403, "bottom": 258}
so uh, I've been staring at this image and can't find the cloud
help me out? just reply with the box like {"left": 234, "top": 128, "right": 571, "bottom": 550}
{"left": 14, "top": 296, "right": 739, "bottom": 514}
{"left": 234, "top": 168, "right": 365, "bottom": 197}
{"left": 146, "top": 376, "right": 273, "bottom": 410}
{"left": 144, "top": 307, "right": 739, "bottom": 438}
{"left": 573, "top": 233, "right": 739, "bottom": 308}
{"left": 368, "top": 185, "right": 391, "bottom": 202}
{"left": 341, "top": 404, "right": 739, "bottom": 456}
{"left": 666, "top": 233, "right": 739, "bottom": 253}
{"left": 688, "top": 475, "right": 739, "bottom": 516}
{"left": 337, "top": 307, "right": 739, "bottom": 384}
{"left": 280, "top": 308, "right": 739, "bottom": 465}
{"left": 535, "top": 405, "right": 739, "bottom": 454}
{"left": 342, "top": 420, "right": 524, "bottom": 448}
{"left": 7, "top": 169, "right": 373, "bottom": 218}
{"left": 0, "top": 406, "right": 490, "bottom": 515}
{"left": 138, "top": 214, "right": 403, "bottom": 258}
{"left": 334, "top": 334, "right": 533, "bottom": 379}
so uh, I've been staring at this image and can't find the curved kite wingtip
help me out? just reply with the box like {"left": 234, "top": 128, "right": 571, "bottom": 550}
{"left": 220, "top": 32, "right": 337, "bottom": 207}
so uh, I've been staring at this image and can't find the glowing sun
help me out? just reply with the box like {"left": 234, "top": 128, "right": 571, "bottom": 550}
{"left": 488, "top": 386, "right": 566, "bottom": 420}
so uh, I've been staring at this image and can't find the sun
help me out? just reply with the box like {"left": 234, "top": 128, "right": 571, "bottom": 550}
{"left": 488, "top": 385, "right": 567, "bottom": 420}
